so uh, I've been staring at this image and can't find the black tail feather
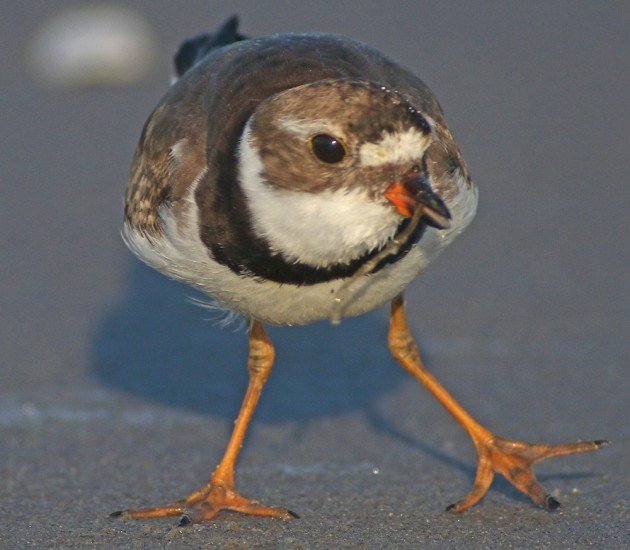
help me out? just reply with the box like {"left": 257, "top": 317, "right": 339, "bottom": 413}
{"left": 174, "top": 15, "right": 247, "bottom": 77}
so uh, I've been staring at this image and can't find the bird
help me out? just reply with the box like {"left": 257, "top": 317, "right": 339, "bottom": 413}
{"left": 114, "top": 16, "right": 607, "bottom": 524}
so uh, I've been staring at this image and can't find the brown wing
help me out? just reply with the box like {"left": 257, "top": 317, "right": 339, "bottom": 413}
{"left": 124, "top": 86, "right": 207, "bottom": 236}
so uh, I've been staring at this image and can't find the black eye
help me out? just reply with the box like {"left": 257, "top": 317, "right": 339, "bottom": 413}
{"left": 310, "top": 134, "right": 346, "bottom": 164}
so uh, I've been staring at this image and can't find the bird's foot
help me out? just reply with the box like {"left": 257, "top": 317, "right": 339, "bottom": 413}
{"left": 111, "top": 483, "right": 298, "bottom": 524}
{"left": 446, "top": 435, "right": 608, "bottom": 512}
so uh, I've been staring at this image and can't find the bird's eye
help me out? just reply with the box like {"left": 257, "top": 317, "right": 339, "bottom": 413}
{"left": 310, "top": 134, "right": 346, "bottom": 164}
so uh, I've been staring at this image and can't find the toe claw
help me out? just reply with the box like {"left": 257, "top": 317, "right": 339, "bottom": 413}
{"left": 545, "top": 496, "right": 561, "bottom": 510}
{"left": 286, "top": 509, "right": 300, "bottom": 519}
{"left": 445, "top": 503, "right": 457, "bottom": 512}
{"left": 594, "top": 440, "right": 610, "bottom": 448}
{"left": 177, "top": 514, "right": 193, "bottom": 527}
{"left": 110, "top": 510, "right": 124, "bottom": 518}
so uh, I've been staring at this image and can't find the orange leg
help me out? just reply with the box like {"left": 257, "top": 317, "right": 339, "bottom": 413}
{"left": 388, "top": 294, "right": 607, "bottom": 512}
{"left": 112, "top": 321, "right": 297, "bottom": 524}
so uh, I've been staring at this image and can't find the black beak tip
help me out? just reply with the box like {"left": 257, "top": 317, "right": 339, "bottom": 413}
{"left": 421, "top": 200, "right": 452, "bottom": 230}
{"left": 400, "top": 173, "right": 452, "bottom": 230}
{"left": 424, "top": 215, "right": 451, "bottom": 230}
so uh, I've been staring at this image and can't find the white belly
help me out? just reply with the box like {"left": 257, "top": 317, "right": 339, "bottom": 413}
{"left": 123, "top": 174, "right": 477, "bottom": 326}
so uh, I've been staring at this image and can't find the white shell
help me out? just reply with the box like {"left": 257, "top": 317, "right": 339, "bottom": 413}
{"left": 29, "top": 6, "right": 156, "bottom": 88}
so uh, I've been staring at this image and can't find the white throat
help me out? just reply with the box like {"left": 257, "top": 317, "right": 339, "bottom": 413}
{"left": 238, "top": 123, "right": 401, "bottom": 268}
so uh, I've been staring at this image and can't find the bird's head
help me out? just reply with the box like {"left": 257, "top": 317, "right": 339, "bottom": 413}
{"left": 237, "top": 79, "right": 459, "bottom": 268}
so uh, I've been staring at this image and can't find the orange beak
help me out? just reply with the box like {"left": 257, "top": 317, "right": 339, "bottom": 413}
{"left": 384, "top": 174, "right": 452, "bottom": 230}
{"left": 384, "top": 181, "right": 417, "bottom": 218}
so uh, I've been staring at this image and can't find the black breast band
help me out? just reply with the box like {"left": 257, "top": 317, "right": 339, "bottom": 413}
{"left": 199, "top": 144, "right": 425, "bottom": 286}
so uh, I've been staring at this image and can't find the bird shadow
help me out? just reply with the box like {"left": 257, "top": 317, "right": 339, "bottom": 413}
{"left": 92, "top": 261, "right": 406, "bottom": 422}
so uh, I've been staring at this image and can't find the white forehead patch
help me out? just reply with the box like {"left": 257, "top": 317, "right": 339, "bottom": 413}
{"left": 359, "top": 128, "right": 431, "bottom": 167}
{"left": 278, "top": 116, "right": 344, "bottom": 140}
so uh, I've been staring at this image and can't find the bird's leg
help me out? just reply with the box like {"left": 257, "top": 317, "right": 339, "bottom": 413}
{"left": 388, "top": 294, "right": 607, "bottom": 512}
{"left": 112, "top": 321, "right": 296, "bottom": 524}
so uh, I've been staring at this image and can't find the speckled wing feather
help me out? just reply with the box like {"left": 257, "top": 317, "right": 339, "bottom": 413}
{"left": 123, "top": 90, "right": 207, "bottom": 235}
{"left": 124, "top": 16, "right": 247, "bottom": 236}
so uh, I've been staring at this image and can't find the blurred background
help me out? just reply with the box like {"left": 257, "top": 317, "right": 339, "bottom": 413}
{"left": 1, "top": 1, "right": 628, "bottom": 547}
